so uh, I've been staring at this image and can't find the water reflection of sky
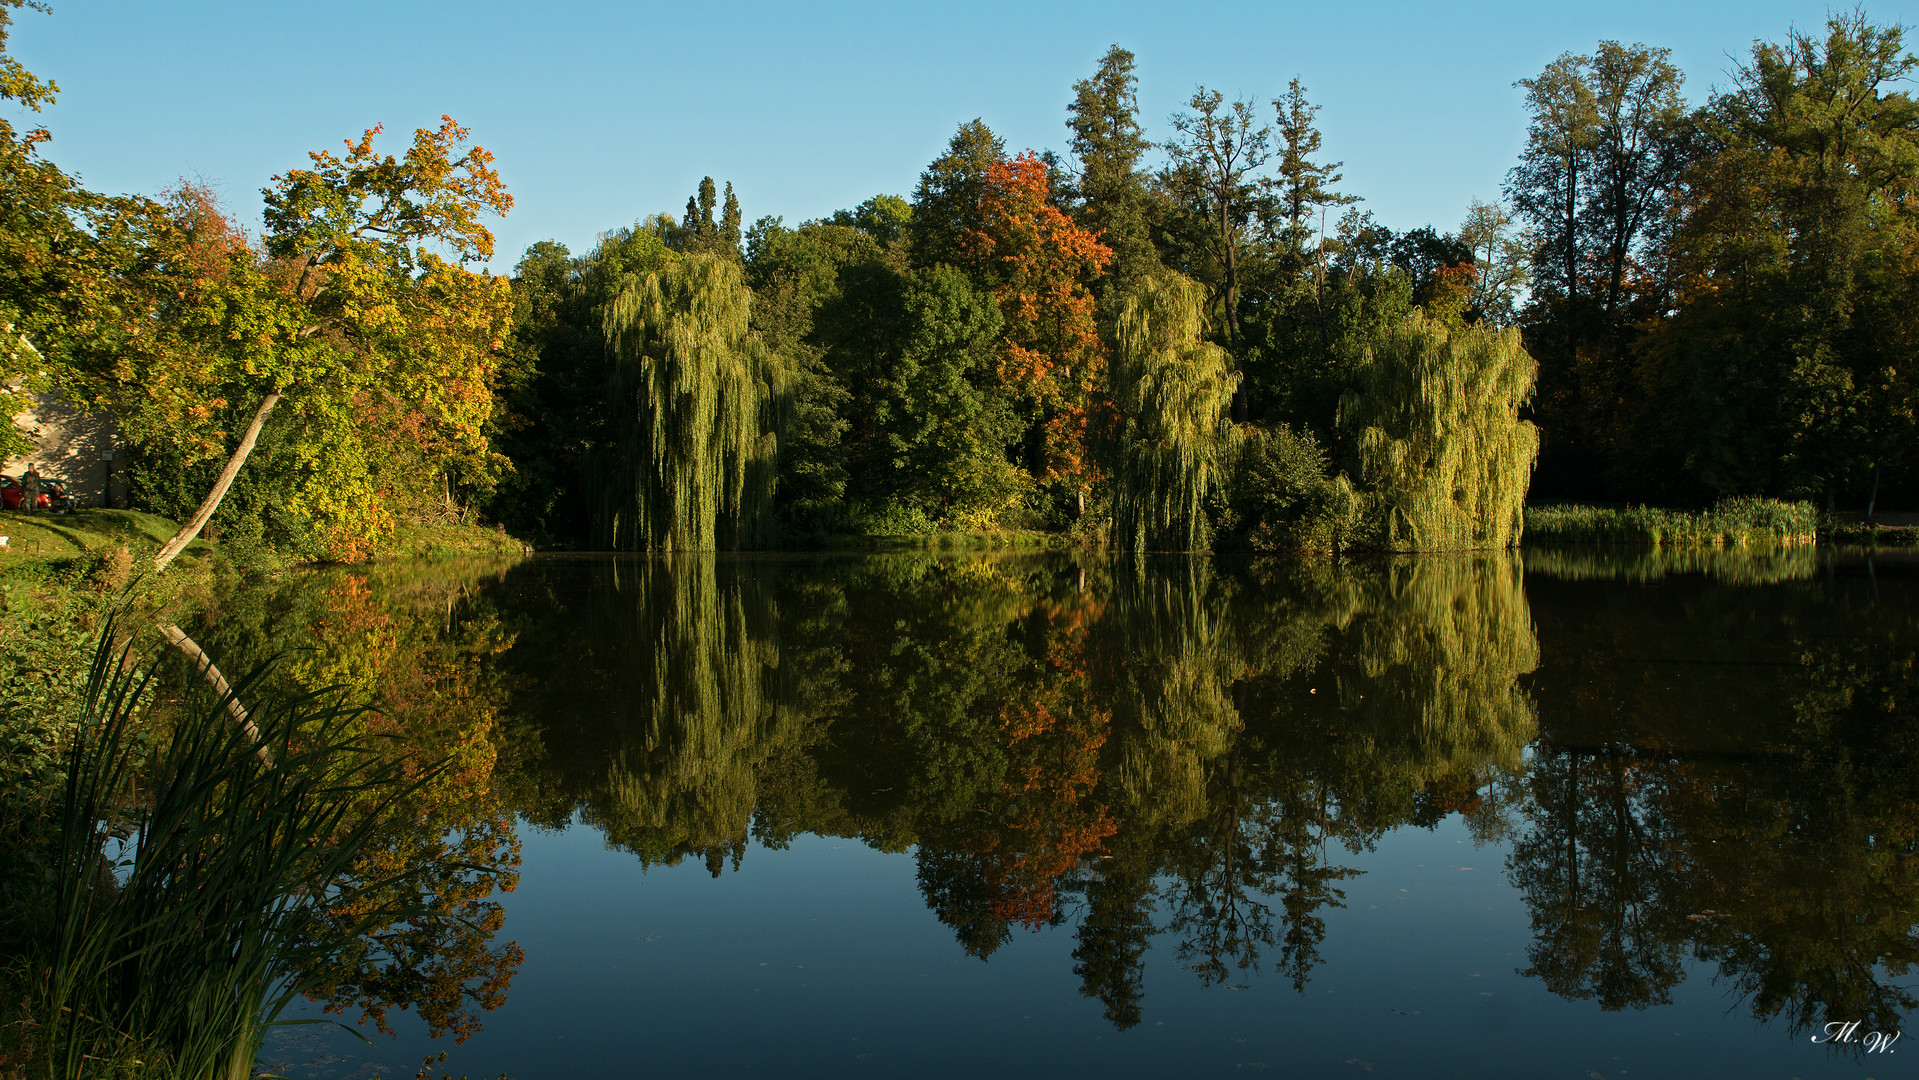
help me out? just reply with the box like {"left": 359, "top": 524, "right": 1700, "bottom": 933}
{"left": 247, "top": 551, "right": 1915, "bottom": 1080}
{"left": 268, "top": 821, "right": 1889, "bottom": 1079}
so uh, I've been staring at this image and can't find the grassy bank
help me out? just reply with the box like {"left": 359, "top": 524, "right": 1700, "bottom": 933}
{"left": 0, "top": 510, "right": 530, "bottom": 846}
{"left": 383, "top": 521, "right": 533, "bottom": 560}
{"left": 0, "top": 509, "right": 207, "bottom": 567}
{"left": 1523, "top": 498, "right": 1820, "bottom": 547}
{"left": 0, "top": 510, "right": 532, "bottom": 569}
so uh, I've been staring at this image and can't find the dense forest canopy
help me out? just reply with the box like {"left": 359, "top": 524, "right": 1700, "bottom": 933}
{"left": 2, "top": 5, "right": 1914, "bottom": 556}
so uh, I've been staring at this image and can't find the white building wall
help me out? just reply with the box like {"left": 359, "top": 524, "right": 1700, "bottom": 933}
{"left": 4, "top": 393, "right": 125, "bottom": 507}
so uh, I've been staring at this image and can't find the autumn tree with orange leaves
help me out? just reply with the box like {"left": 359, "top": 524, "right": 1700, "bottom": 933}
{"left": 965, "top": 152, "right": 1112, "bottom": 507}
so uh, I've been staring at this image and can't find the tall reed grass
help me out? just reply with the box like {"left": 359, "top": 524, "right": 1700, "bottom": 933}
{"left": 1523, "top": 497, "right": 1818, "bottom": 547}
{"left": 25, "top": 620, "right": 440, "bottom": 1079}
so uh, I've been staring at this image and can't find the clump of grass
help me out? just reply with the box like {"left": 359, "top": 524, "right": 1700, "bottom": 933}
{"left": 22, "top": 619, "right": 440, "bottom": 1079}
{"left": 1524, "top": 497, "right": 1818, "bottom": 547}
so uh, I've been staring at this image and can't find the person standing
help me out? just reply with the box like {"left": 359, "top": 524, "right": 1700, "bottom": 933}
{"left": 22, "top": 463, "right": 40, "bottom": 515}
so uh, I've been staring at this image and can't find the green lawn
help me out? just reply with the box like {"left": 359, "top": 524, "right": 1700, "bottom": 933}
{"left": 0, "top": 509, "right": 192, "bottom": 566}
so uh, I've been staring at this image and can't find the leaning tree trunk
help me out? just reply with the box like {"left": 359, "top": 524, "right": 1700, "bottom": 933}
{"left": 152, "top": 392, "right": 281, "bottom": 573}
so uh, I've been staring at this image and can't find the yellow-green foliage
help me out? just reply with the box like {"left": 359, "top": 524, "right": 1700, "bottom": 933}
{"left": 1110, "top": 273, "right": 1239, "bottom": 553}
{"left": 597, "top": 254, "right": 790, "bottom": 551}
{"left": 1109, "top": 561, "right": 1246, "bottom": 828}
{"left": 1523, "top": 497, "right": 1819, "bottom": 546}
{"left": 1341, "top": 315, "right": 1539, "bottom": 551}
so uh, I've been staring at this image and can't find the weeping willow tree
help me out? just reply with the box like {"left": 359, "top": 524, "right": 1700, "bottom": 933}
{"left": 1340, "top": 314, "right": 1540, "bottom": 551}
{"left": 1110, "top": 272, "right": 1239, "bottom": 552}
{"left": 595, "top": 254, "right": 789, "bottom": 550}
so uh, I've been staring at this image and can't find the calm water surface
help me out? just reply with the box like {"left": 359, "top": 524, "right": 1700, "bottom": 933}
{"left": 217, "top": 548, "right": 1914, "bottom": 1079}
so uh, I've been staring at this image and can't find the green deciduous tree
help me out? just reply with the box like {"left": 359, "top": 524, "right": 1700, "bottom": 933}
{"left": 878, "top": 264, "right": 1024, "bottom": 523}
{"left": 1652, "top": 14, "right": 1919, "bottom": 506}
{"left": 1457, "top": 199, "right": 1529, "bottom": 327}
{"left": 1163, "top": 89, "right": 1270, "bottom": 353}
{"left": 1509, "top": 43, "right": 1689, "bottom": 498}
{"left": 124, "top": 118, "right": 515, "bottom": 567}
{"left": 1511, "top": 52, "right": 1597, "bottom": 353}
{"left": 0, "top": 1, "right": 130, "bottom": 459}
{"left": 911, "top": 120, "right": 1005, "bottom": 273}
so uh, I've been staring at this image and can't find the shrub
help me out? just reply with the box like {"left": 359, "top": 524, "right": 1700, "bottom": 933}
{"left": 1215, "top": 425, "right": 1356, "bottom": 553}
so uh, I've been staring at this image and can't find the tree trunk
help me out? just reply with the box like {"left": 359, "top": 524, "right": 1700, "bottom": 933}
{"left": 152, "top": 391, "right": 282, "bottom": 573}
{"left": 159, "top": 623, "right": 274, "bottom": 767}
{"left": 1220, "top": 201, "right": 1249, "bottom": 424}
{"left": 1565, "top": 157, "right": 1578, "bottom": 365}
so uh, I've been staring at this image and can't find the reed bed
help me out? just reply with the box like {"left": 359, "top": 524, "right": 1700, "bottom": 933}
{"left": 1523, "top": 497, "right": 1819, "bottom": 547}
{"left": 14, "top": 621, "right": 439, "bottom": 1079}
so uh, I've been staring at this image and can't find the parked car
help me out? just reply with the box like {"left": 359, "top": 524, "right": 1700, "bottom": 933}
{"left": 0, "top": 475, "right": 60, "bottom": 511}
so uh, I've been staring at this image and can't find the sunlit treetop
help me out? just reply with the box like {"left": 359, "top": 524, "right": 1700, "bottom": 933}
{"left": 264, "top": 115, "right": 513, "bottom": 277}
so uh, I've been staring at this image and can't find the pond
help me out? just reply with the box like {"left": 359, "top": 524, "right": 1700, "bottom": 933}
{"left": 207, "top": 547, "right": 1913, "bottom": 1079}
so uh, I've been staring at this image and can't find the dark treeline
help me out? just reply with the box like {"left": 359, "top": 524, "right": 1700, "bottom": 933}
{"left": 488, "top": 14, "right": 1918, "bottom": 552}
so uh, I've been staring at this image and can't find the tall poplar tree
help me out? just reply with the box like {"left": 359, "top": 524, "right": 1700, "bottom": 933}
{"left": 1067, "top": 45, "right": 1158, "bottom": 300}
{"left": 679, "top": 177, "right": 743, "bottom": 259}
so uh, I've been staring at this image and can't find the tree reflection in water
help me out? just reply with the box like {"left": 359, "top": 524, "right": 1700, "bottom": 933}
{"left": 190, "top": 558, "right": 527, "bottom": 1044}
{"left": 490, "top": 552, "right": 1544, "bottom": 1025}
{"left": 217, "top": 549, "right": 1919, "bottom": 1046}
{"left": 1513, "top": 552, "right": 1919, "bottom": 1037}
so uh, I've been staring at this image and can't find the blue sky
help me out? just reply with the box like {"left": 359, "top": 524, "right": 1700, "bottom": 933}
{"left": 9, "top": 1, "right": 1914, "bottom": 272}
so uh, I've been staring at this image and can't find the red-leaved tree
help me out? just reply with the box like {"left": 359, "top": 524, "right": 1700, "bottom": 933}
{"left": 966, "top": 152, "right": 1112, "bottom": 496}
